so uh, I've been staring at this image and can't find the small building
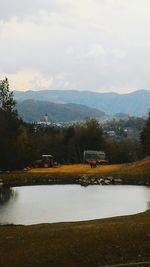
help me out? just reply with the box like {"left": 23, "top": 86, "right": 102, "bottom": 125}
{"left": 83, "top": 150, "right": 107, "bottom": 164}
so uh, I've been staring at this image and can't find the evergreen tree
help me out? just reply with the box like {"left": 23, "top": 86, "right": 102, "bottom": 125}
{"left": 0, "top": 78, "right": 32, "bottom": 170}
{"left": 0, "top": 77, "right": 16, "bottom": 113}
{"left": 141, "top": 110, "right": 150, "bottom": 156}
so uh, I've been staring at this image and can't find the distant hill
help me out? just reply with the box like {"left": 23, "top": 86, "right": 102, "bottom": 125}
{"left": 14, "top": 89, "right": 150, "bottom": 116}
{"left": 16, "top": 100, "right": 106, "bottom": 123}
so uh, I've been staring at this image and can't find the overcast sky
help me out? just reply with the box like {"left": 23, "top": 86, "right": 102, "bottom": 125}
{"left": 1, "top": 0, "right": 150, "bottom": 93}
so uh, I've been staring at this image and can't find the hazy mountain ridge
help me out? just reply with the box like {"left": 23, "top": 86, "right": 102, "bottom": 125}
{"left": 14, "top": 89, "right": 150, "bottom": 116}
{"left": 16, "top": 99, "right": 106, "bottom": 123}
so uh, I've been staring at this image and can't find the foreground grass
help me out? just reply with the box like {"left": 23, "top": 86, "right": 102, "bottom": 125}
{"left": 0, "top": 211, "right": 150, "bottom": 267}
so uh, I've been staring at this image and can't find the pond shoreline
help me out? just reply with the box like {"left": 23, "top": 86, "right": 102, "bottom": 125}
{"left": 0, "top": 170, "right": 150, "bottom": 187}
{"left": 1, "top": 159, "right": 150, "bottom": 187}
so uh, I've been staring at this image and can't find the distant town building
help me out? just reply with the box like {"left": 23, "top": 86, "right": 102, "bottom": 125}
{"left": 37, "top": 114, "right": 51, "bottom": 126}
{"left": 106, "top": 130, "right": 116, "bottom": 137}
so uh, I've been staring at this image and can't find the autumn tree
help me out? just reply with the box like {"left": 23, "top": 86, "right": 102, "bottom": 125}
{"left": 73, "top": 119, "right": 104, "bottom": 162}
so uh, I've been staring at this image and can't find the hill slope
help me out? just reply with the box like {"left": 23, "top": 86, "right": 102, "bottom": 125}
{"left": 16, "top": 99, "right": 106, "bottom": 122}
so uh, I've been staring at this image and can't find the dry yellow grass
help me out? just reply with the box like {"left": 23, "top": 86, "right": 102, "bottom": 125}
{"left": 29, "top": 157, "right": 150, "bottom": 177}
{"left": 29, "top": 163, "right": 125, "bottom": 175}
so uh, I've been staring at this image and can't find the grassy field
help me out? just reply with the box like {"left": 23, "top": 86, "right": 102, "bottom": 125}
{"left": 0, "top": 211, "right": 150, "bottom": 267}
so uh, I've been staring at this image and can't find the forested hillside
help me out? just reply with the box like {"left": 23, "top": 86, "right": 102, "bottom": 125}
{"left": 16, "top": 99, "right": 106, "bottom": 122}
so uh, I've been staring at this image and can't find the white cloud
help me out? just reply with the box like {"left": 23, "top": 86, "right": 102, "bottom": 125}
{"left": 86, "top": 45, "right": 106, "bottom": 59}
{"left": 0, "top": 0, "right": 150, "bottom": 92}
{"left": 1, "top": 70, "right": 53, "bottom": 91}
{"left": 0, "top": 70, "right": 77, "bottom": 91}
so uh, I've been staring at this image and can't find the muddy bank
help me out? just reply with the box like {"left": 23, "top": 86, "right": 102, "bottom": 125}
{"left": 0, "top": 170, "right": 150, "bottom": 187}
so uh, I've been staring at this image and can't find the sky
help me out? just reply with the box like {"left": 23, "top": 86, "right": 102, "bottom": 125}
{"left": 1, "top": 0, "right": 150, "bottom": 93}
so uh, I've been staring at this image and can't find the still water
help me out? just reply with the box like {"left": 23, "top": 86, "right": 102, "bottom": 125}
{"left": 0, "top": 185, "right": 150, "bottom": 225}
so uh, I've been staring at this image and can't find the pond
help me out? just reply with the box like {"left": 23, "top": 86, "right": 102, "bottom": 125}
{"left": 0, "top": 185, "right": 150, "bottom": 225}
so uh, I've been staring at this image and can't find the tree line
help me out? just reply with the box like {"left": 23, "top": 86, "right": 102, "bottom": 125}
{"left": 0, "top": 78, "right": 150, "bottom": 170}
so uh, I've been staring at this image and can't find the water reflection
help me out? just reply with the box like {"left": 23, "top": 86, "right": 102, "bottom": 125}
{"left": 0, "top": 185, "right": 149, "bottom": 225}
{"left": 0, "top": 187, "right": 18, "bottom": 205}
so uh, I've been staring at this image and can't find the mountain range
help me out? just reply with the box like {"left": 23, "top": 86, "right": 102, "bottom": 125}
{"left": 14, "top": 89, "right": 150, "bottom": 117}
